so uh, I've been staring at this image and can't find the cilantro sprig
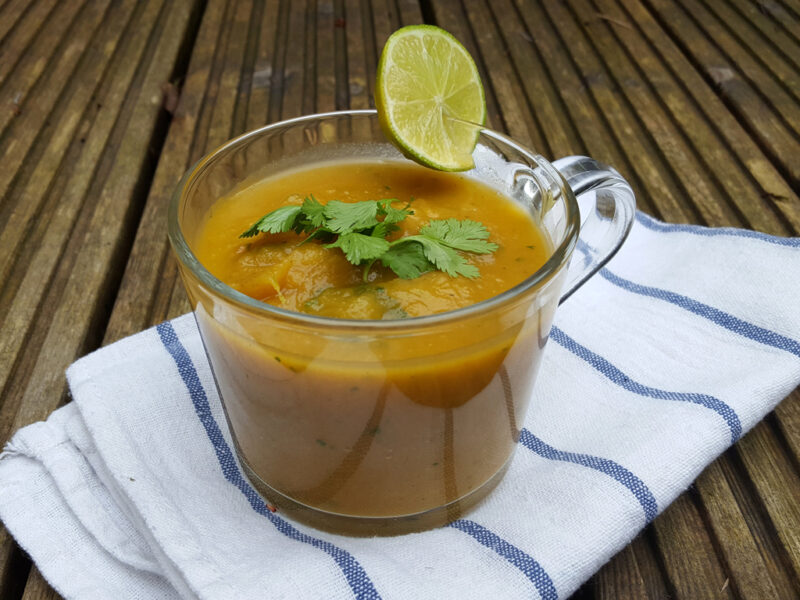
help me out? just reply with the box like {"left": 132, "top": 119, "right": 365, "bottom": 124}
{"left": 240, "top": 196, "right": 498, "bottom": 280}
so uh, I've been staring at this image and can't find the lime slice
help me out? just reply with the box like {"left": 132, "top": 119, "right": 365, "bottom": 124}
{"left": 376, "top": 25, "right": 486, "bottom": 172}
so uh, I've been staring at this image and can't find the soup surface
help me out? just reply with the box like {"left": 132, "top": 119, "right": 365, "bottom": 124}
{"left": 193, "top": 160, "right": 550, "bottom": 318}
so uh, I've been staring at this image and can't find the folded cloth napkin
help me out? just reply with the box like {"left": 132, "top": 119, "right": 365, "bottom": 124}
{"left": 2, "top": 212, "right": 800, "bottom": 600}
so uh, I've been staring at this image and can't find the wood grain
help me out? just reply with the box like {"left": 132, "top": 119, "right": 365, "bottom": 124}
{"left": 465, "top": 0, "right": 549, "bottom": 153}
{"left": 642, "top": 0, "right": 800, "bottom": 187}
{"left": 595, "top": 535, "right": 670, "bottom": 599}
{"left": 20, "top": 567, "right": 60, "bottom": 600}
{"left": 0, "top": 0, "right": 142, "bottom": 408}
{"left": 1, "top": 2, "right": 800, "bottom": 599}
{"left": 104, "top": 0, "right": 235, "bottom": 344}
{"left": 0, "top": 0, "right": 59, "bottom": 87}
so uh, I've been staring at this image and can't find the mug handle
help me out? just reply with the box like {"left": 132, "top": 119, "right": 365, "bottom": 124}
{"left": 552, "top": 156, "right": 637, "bottom": 303}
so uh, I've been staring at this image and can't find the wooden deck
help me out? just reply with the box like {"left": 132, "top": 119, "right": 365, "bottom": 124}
{"left": 1, "top": 0, "right": 799, "bottom": 597}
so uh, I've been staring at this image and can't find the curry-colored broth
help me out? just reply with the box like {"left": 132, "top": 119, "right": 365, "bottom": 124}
{"left": 187, "top": 160, "right": 558, "bottom": 521}
{"left": 193, "top": 160, "right": 550, "bottom": 318}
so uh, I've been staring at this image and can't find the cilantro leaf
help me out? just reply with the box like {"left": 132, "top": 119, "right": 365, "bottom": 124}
{"left": 240, "top": 197, "right": 496, "bottom": 281}
{"left": 326, "top": 232, "right": 390, "bottom": 264}
{"left": 240, "top": 205, "right": 303, "bottom": 238}
{"left": 406, "top": 237, "right": 480, "bottom": 278}
{"left": 378, "top": 199, "right": 414, "bottom": 224}
{"left": 371, "top": 221, "right": 400, "bottom": 239}
{"left": 420, "top": 219, "right": 498, "bottom": 253}
{"left": 324, "top": 200, "right": 380, "bottom": 233}
{"left": 380, "top": 242, "right": 434, "bottom": 279}
{"left": 301, "top": 195, "right": 326, "bottom": 228}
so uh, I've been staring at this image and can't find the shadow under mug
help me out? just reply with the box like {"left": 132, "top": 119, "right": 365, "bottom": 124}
{"left": 169, "top": 110, "right": 636, "bottom": 536}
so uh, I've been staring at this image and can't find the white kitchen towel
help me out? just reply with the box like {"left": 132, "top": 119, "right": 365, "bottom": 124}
{"left": 2, "top": 211, "right": 799, "bottom": 600}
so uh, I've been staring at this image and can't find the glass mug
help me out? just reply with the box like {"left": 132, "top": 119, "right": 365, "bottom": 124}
{"left": 169, "top": 110, "right": 635, "bottom": 535}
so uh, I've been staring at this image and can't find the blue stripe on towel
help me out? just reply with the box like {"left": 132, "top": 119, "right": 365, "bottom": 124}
{"left": 599, "top": 269, "right": 800, "bottom": 359}
{"left": 635, "top": 212, "right": 800, "bottom": 247}
{"left": 575, "top": 238, "right": 593, "bottom": 269}
{"left": 519, "top": 429, "right": 658, "bottom": 523}
{"left": 448, "top": 519, "right": 558, "bottom": 600}
{"left": 156, "top": 322, "right": 381, "bottom": 600}
{"left": 550, "top": 326, "right": 742, "bottom": 443}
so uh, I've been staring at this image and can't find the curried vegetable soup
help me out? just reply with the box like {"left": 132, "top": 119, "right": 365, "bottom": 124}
{"left": 193, "top": 161, "right": 550, "bottom": 318}
{"left": 186, "top": 160, "right": 559, "bottom": 520}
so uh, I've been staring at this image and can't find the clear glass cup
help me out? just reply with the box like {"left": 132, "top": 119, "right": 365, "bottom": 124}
{"left": 169, "top": 110, "right": 635, "bottom": 535}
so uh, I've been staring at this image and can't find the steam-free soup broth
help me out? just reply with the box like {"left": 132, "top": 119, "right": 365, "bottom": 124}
{"left": 188, "top": 161, "right": 556, "bottom": 519}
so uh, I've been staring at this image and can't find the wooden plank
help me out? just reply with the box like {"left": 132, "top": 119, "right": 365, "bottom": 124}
{"left": 0, "top": 0, "right": 198, "bottom": 441}
{"left": 0, "top": 0, "right": 146, "bottom": 438}
{"left": 585, "top": 0, "right": 794, "bottom": 234}
{"left": 774, "top": 389, "right": 800, "bottom": 470}
{"left": 537, "top": 0, "right": 694, "bottom": 221}
{"left": 488, "top": 0, "right": 584, "bottom": 156}
{"left": 0, "top": 0, "right": 34, "bottom": 45}
{"left": 232, "top": 0, "right": 262, "bottom": 137}
{"left": 333, "top": 0, "right": 349, "bottom": 111}
{"left": 164, "top": 0, "right": 280, "bottom": 323}
{"left": 396, "top": 0, "right": 423, "bottom": 26}
{"left": 614, "top": 0, "right": 800, "bottom": 233}
{"left": 266, "top": 0, "right": 291, "bottom": 123}
{"left": 317, "top": 0, "right": 337, "bottom": 113}
{"left": 485, "top": 1, "right": 800, "bottom": 596}
{"left": 595, "top": 534, "right": 670, "bottom": 599}
{"left": 763, "top": 0, "right": 800, "bottom": 43}
{"left": 727, "top": 0, "right": 800, "bottom": 73}
{"left": 0, "top": 3, "right": 145, "bottom": 590}
{"left": 185, "top": 0, "right": 235, "bottom": 162}
{"left": 682, "top": 0, "right": 800, "bottom": 130}
{"left": 612, "top": 0, "right": 800, "bottom": 496}
{"left": 0, "top": 0, "right": 59, "bottom": 87}
{"left": 651, "top": 493, "right": 736, "bottom": 599}
{"left": 779, "top": 0, "right": 800, "bottom": 17}
{"left": 500, "top": 0, "right": 644, "bottom": 209}
{"left": 20, "top": 566, "right": 60, "bottom": 600}
{"left": 641, "top": 0, "right": 800, "bottom": 187}
{"left": 0, "top": 527, "right": 27, "bottom": 600}
{"left": 302, "top": 0, "right": 317, "bottom": 116}
{"left": 0, "top": 0, "right": 139, "bottom": 303}
{"left": 207, "top": 0, "right": 253, "bottom": 146}
{"left": 569, "top": 0, "right": 734, "bottom": 227}
{"left": 462, "top": 0, "right": 548, "bottom": 153}
{"left": 734, "top": 422, "right": 800, "bottom": 584}
{"left": 245, "top": 0, "right": 279, "bottom": 129}
{"left": 0, "top": 0, "right": 93, "bottom": 201}
{"left": 509, "top": 1, "right": 739, "bottom": 595}
{"left": 357, "top": 0, "right": 378, "bottom": 108}
{"left": 344, "top": 0, "right": 370, "bottom": 110}
{"left": 694, "top": 456, "right": 795, "bottom": 598}
{"left": 376, "top": 0, "right": 401, "bottom": 46}
{"left": 281, "top": 0, "right": 308, "bottom": 121}
{"left": 103, "top": 0, "right": 235, "bottom": 343}
{"left": 111, "top": 0, "right": 299, "bottom": 337}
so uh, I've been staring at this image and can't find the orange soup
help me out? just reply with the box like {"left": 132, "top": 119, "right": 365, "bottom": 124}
{"left": 186, "top": 160, "right": 557, "bottom": 525}
{"left": 194, "top": 161, "right": 550, "bottom": 318}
